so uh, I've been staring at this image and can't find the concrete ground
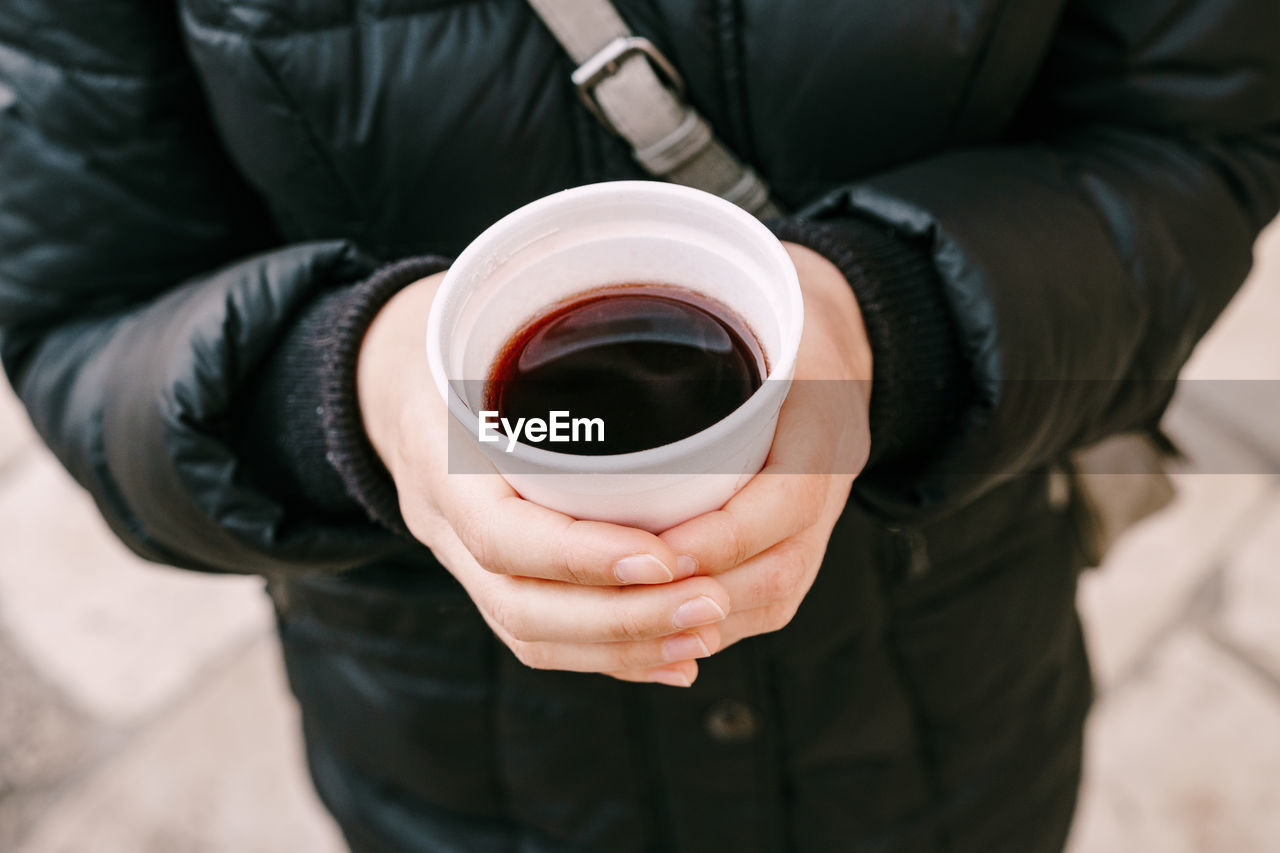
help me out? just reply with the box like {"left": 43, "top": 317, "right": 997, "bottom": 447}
{"left": 0, "top": 221, "right": 1277, "bottom": 852}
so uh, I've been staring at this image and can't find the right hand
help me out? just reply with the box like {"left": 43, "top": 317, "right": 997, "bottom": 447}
{"left": 356, "top": 272, "right": 732, "bottom": 687}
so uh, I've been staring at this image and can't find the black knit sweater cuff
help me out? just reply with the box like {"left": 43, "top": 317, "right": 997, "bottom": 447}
{"left": 769, "top": 217, "right": 969, "bottom": 470}
{"left": 319, "top": 257, "right": 452, "bottom": 534}
{"left": 237, "top": 256, "right": 451, "bottom": 537}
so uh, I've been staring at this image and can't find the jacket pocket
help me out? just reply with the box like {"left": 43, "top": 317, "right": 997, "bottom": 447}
{"left": 881, "top": 471, "right": 1083, "bottom": 603}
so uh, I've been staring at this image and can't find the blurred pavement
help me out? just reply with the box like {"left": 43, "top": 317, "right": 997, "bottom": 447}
{"left": 0, "top": 220, "right": 1277, "bottom": 852}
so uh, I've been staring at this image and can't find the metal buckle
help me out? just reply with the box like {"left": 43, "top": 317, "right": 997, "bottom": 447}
{"left": 570, "top": 36, "right": 685, "bottom": 135}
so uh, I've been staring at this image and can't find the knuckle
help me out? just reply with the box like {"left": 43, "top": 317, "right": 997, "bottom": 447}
{"left": 610, "top": 608, "right": 652, "bottom": 643}
{"left": 745, "top": 562, "right": 784, "bottom": 606}
{"left": 726, "top": 518, "right": 754, "bottom": 568}
{"left": 760, "top": 565, "right": 794, "bottom": 602}
{"left": 555, "top": 527, "right": 594, "bottom": 586}
{"left": 778, "top": 544, "right": 809, "bottom": 591}
{"left": 561, "top": 559, "right": 591, "bottom": 587}
{"left": 488, "top": 595, "right": 529, "bottom": 641}
{"left": 791, "top": 477, "right": 826, "bottom": 530}
{"left": 701, "top": 510, "right": 750, "bottom": 568}
{"left": 507, "top": 616, "right": 535, "bottom": 643}
{"left": 619, "top": 641, "right": 663, "bottom": 671}
{"left": 454, "top": 506, "right": 499, "bottom": 571}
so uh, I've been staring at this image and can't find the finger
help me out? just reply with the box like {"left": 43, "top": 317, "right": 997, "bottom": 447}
{"left": 711, "top": 534, "right": 816, "bottom": 613}
{"left": 482, "top": 574, "right": 732, "bottom": 644}
{"left": 657, "top": 477, "right": 822, "bottom": 578}
{"left": 393, "top": 417, "right": 696, "bottom": 587}
{"left": 687, "top": 527, "right": 838, "bottom": 652}
{"left": 663, "top": 375, "right": 869, "bottom": 576}
{"left": 443, "top": 483, "right": 694, "bottom": 586}
{"left": 419, "top": 521, "right": 730, "bottom": 646}
{"left": 607, "top": 660, "right": 700, "bottom": 688}
{"left": 658, "top": 380, "right": 856, "bottom": 574}
{"left": 506, "top": 624, "right": 720, "bottom": 674}
{"left": 409, "top": 516, "right": 719, "bottom": 685}
{"left": 700, "top": 603, "right": 803, "bottom": 654}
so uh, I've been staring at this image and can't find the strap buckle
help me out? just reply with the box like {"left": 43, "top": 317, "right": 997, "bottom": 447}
{"left": 571, "top": 36, "right": 685, "bottom": 135}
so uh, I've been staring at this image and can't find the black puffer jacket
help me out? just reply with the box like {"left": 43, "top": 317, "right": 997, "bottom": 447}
{"left": 2, "top": 2, "right": 1278, "bottom": 852}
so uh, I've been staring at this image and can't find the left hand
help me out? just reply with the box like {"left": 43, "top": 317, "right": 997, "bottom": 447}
{"left": 644, "top": 241, "right": 873, "bottom": 658}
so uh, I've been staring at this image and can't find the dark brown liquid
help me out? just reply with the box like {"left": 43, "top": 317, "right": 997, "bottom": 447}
{"left": 485, "top": 284, "right": 765, "bottom": 455}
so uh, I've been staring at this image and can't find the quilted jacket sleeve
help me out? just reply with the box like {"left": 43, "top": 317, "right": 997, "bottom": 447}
{"left": 0, "top": 4, "right": 401, "bottom": 574}
{"left": 806, "top": 0, "right": 1280, "bottom": 518}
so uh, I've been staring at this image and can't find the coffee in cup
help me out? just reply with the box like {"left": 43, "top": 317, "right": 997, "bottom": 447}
{"left": 426, "top": 181, "right": 803, "bottom": 532}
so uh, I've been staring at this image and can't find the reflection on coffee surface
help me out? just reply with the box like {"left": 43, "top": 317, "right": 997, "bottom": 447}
{"left": 484, "top": 284, "right": 766, "bottom": 455}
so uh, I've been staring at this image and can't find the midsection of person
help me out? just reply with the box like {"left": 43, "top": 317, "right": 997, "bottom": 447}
{"left": 181, "top": 2, "right": 1090, "bottom": 850}
{"left": 274, "top": 470, "right": 1088, "bottom": 852}
{"left": 174, "top": 3, "right": 1079, "bottom": 849}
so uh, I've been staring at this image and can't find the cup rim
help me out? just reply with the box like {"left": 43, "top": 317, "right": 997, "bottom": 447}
{"left": 426, "top": 181, "right": 804, "bottom": 474}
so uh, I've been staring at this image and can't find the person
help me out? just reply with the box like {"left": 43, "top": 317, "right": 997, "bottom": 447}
{"left": 1, "top": 1, "right": 1277, "bottom": 851}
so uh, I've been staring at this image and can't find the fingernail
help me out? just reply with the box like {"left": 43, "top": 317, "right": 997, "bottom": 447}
{"left": 663, "top": 633, "right": 712, "bottom": 662}
{"left": 650, "top": 667, "right": 693, "bottom": 688}
{"left": 613, "top": 554, "right": 674, "bottom": 585}
{"left": 673, "top": 595, "right": 727, "bottom": 629}
{"left": 675, "top": 555, "right": 699, "bottom": 579}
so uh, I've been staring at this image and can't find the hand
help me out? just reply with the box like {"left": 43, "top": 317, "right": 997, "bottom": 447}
{"left": 357, "top": 271, "right": 732, "bottom": 688}
{"left": 658, "top": 242, "right": 873, "bottom": 652}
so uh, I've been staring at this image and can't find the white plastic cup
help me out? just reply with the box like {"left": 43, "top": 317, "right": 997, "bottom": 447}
{"left": 426, "top": 181, "right": 803, "bottom": 532}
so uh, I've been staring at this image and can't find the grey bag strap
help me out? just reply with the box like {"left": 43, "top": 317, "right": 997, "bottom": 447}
{"left": 526, "top": 0, "right": 782, "bottom": 220}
